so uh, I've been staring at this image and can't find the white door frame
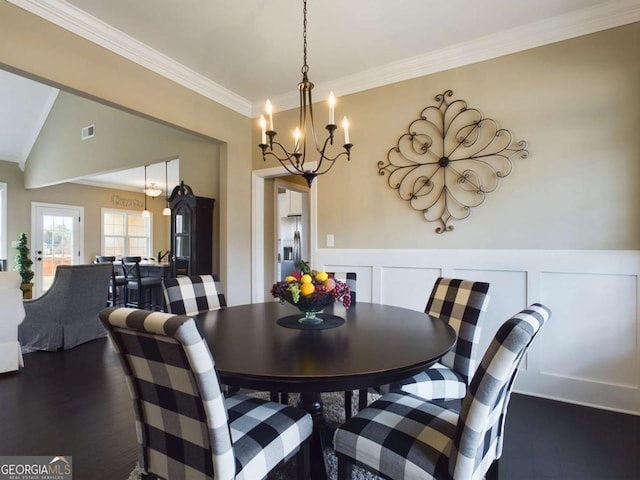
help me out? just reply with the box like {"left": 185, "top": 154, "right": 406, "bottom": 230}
{"left": 252, "top": 164, "right": 317, "bottom": 303}
{"left": 31, "top": 202, "right": 85, "bottom": 297}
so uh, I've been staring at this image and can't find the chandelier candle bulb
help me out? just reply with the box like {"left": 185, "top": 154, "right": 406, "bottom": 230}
{"left": 294, "top": 127, "right": 301, "bottom": 153}
{"left": 342, "top": 116, "right": 350, "bottom": 145}
{"left": 328, "top": 91, "right": 336, "bottom": 125}
{"left": 259, "top": 115, "right": 267, "bottom": 144}
{"left": 265, "top": 99, "right": 274, "bottom": 130}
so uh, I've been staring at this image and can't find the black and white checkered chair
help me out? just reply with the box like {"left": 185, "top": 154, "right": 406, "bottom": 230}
{"left": 334, "top": 303, "right": 550, "bottom": 480}
{"left": 162, "top": 274, "right": 227, "bottom": 316}
{"left": 99, "top": 307, "right": 312, "bottom": 480}
{"left": 327, "top": 271, "right": 357, "bottom": 305}
{"left": 390, "top": 277, "right": 491, "bottom": 401}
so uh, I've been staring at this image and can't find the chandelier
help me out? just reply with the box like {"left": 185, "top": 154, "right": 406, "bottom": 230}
{"left": 145, "top": 182, "right": 162, "bottom": 198}
{"left": 258, "top": 0, "right": 353, "bottom": 187}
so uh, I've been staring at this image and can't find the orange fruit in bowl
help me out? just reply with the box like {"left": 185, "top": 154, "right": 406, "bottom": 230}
{"left": 300, "top": 274, "right": 313, "bottom": 284}
{"left": 300, "top": 282, "right": 315, "bottom": 296}
{"left": 323, "top": 278, "right": 336, "bottom": 291}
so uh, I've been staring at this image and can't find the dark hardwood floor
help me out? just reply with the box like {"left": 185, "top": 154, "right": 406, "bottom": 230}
{"left": 1, "top": 338, "right": 638, "bottom": 480}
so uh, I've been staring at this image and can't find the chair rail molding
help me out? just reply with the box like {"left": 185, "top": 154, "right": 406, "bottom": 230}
{"left": 315, "top": 247, "right": 640, "bottom": 415}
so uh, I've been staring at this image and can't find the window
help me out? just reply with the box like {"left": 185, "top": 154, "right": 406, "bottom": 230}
{"left": 102, "top": 208, "right": 152, "bottom": 258}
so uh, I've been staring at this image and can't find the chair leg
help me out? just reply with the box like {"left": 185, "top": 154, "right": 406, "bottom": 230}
{"left": 486, "top": 459, "right": 499, "bottom": 480}
{"left": 337, "top": 454, "right": 353, "bottom": 480}
{"left": 358, "top": 388, "right": 368, "bottom": 411}
{"left": 268, "top": 391, "right": 289, "bottom": 404}
{"left": 296, "top": 439, "right": 311, "bottom": 479}
{"left": 344, "top": 390, "right": 352, "bottom": 420}
{"left": 223, "top": 385, "right": 239, "bottom": 397}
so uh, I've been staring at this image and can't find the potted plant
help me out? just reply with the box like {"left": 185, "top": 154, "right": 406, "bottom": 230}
{"left": 14, "top": 232, "right": 34, "bottom": 299}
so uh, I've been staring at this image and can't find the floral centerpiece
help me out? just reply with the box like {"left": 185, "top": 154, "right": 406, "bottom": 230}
{"left": 271, "top": 260, "right": 351, "bottom": 323}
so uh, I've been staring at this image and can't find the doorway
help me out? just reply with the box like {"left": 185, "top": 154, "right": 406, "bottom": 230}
{"left": 251, "top": 165, "right": 317, "bottom": 303}
{"left": 276, "top": 181, "right": 310, "bottom": 282}
{"left": 31, "top": 203, "right": 84, "bottom": 297}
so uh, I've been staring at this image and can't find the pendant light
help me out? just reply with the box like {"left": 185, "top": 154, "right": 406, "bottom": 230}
{"left": 141, "top": 165, "right": 150, "bottom": 217}
{"left": 162, "top": 161, "right": 171, "bottom": 216}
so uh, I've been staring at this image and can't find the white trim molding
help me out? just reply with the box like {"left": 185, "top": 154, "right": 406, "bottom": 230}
{"left": 8, "top": 0, "right": 253, "bottom": 117}
{"left": 263, "top": 0, "right": 640, "bottom": 115}
{"left": 8, "top": 0, "right": 640, "bottom": 119}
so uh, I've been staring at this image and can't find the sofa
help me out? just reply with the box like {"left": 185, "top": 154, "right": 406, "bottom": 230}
{"left": 0, "top": 271, "right": 26, "bottom": 372}
{"left": 19, "top": 263, "right": 112, "bottom": 352}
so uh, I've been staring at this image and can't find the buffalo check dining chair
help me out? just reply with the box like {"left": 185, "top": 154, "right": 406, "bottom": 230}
{"left": 162, "top": 274, "right": 227, "bottom": 316}
{"left": 162, "top": 274, "right": 236, "bottom": 394}
{"left": 333, "top": 303, "right": 551, "bottom": 480}
{"left": 99, "top": 307, "right": 312, "bottom": 480}
{"left": 390, "top": 277, "right": 491, "bottom": 402}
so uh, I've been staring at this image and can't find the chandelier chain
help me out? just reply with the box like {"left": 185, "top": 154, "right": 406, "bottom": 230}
{"left": 301, "top": 0, "right": 308, "bottom": 75}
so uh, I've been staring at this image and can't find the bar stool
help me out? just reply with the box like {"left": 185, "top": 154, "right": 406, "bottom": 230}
{"left": 121, "top": 256, "right": 163, "bottom": 310}
{"left": 95, "top": 256, "right": 127, "bottom": 307}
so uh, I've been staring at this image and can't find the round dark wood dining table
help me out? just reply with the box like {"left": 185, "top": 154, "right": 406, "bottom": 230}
{"left": 195, "top": 301, "right": 456, "bottom": 479}
{"left": 195, "top": 301, "right": 456, "bottom": 394}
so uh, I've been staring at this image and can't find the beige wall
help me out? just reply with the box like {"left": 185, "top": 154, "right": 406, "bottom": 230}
{"left": 0, "top": 1, "right": 252, "bottom": 303}
{"left": 0, "top": 159, "right": 171, "bottom": 268}
{"left": 26, "top": 91, "right": 221, "bottom": 197}
{"left": 2, "top": 1, "right": 638, "bottom": 303}
{"left": 254, "top": 22, "right": 640, "bottom": 250}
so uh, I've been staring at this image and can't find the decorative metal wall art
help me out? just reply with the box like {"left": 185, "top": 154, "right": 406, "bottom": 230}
{"left": 378, "top": 90, "right": 529, "bottom": 233}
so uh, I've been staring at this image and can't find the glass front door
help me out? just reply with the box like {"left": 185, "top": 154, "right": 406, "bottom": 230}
{"left": 32, "top": 203, "right": 83, "bottom": 297}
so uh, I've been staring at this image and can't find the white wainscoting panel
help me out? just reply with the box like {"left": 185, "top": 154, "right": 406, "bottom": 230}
{"left": 380, "top": 267, "right": 441, "bottom": 311}
{"left": 453, "top": 269, "right": 528, "bottom": 371}
{"left": 540, "top": 272, "right": 637, "bottom": 387}
{"left": 314, "top": 249, "right": 640, "bottom": 415}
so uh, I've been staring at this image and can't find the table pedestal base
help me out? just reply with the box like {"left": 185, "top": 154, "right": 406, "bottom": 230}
{"left": 297, "top": 392, "right": 331, "bottom": 480}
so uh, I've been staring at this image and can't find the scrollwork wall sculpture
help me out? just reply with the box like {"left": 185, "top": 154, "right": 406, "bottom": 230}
{"left": 378, "top": 90, "right": 529, "bottom": 233}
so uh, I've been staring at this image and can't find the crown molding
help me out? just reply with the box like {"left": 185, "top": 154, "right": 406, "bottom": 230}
{"left": 8, "top": 0, "right": 253, "bottom": 117}
{"left": 252, "top": 0, "right": 640, "bottom": 117}
{"left": 8, "top": 0, "right": 640, "bottom": 120}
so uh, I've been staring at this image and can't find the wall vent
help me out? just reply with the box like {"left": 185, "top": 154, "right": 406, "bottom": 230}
{"left": 81, "top": 124, "right": 95, "bottom": 140}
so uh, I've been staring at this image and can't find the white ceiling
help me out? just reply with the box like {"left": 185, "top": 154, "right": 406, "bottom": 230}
{"left": 3, "top": 0, "right": 640, "bottom": 190}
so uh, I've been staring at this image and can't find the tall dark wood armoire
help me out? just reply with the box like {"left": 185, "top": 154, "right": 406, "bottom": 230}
{"left": 168, "top": 181, "right": 215, "bottom": 277}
